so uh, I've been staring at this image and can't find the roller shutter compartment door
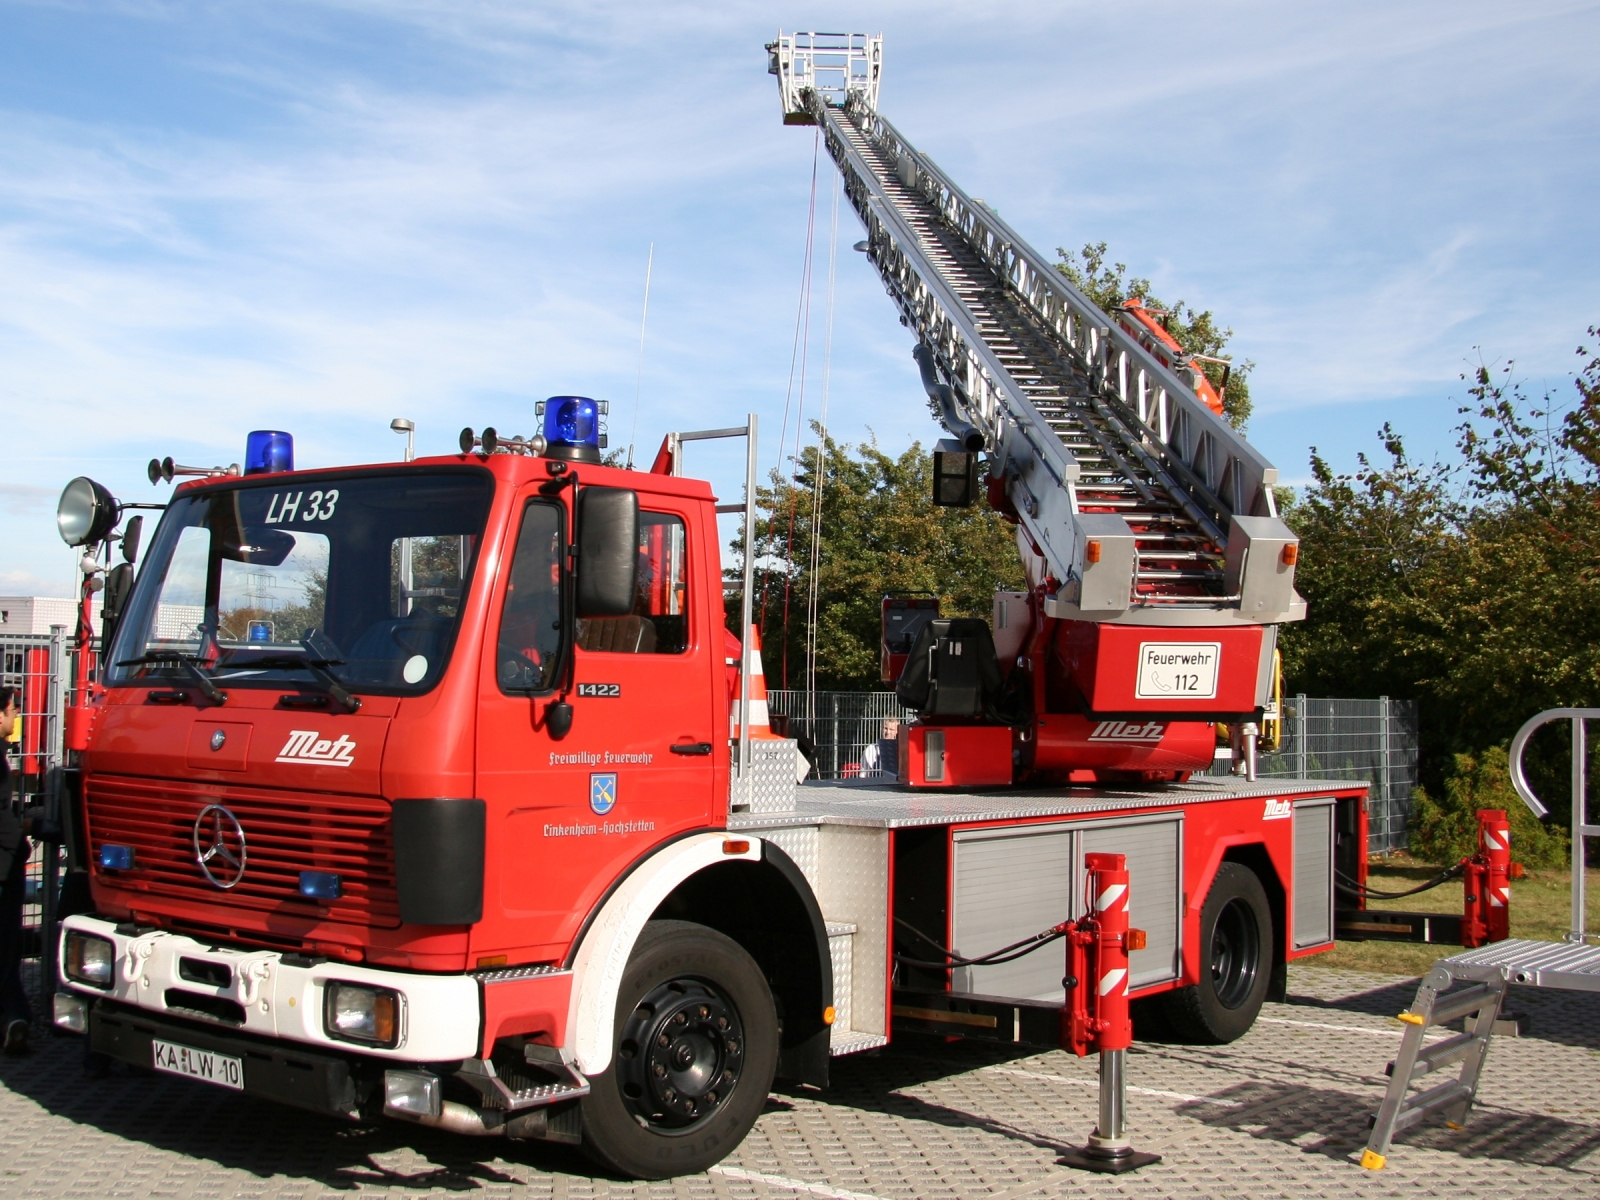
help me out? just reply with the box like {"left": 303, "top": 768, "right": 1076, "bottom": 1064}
{"left": 951, "top": 824, "right": 1075, "bottom": 1002}
{"left": 1080, "top": 817, "right": 1182, "bottom": 990}
{"left": 1293, "top": 798, "right": 1336, "bottom": 949}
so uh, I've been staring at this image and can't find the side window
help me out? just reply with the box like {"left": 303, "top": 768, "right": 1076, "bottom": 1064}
{"left": 635, "top": 512, "right": 688, "bottom": 653}
{"left": 574, "top": 511, "right": 688, "bottom": 655}
{"left": 498, "top": 503, "right": 564, "bottom": 691}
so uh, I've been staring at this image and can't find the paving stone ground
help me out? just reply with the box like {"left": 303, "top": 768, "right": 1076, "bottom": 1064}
{"left": 3, "top": 963, "right": 1598, "bottom": 1199}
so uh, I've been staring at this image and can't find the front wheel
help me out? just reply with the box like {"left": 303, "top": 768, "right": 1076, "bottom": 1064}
{"left": 1157, "top": 862, "right": 1272, "bottom": 1044}
{"left": 580, "top": 920, "right": 777, "bottom": 1179}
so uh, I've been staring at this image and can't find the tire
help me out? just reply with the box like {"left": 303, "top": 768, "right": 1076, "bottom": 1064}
{"left": 580, "top": 920, "right": 778, "bottom": 1180}
{"left": 1159, "top": 862, "right": 1272, "bottom": 1044}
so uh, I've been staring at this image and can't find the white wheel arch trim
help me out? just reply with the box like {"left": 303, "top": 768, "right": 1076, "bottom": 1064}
{"left": 566, "top": 832, "right": 762, "bottom": 1076}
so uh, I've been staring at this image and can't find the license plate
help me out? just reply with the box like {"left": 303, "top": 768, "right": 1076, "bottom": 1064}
{"left": 151, "top": 1038, "right": 244, "bottom": 1090}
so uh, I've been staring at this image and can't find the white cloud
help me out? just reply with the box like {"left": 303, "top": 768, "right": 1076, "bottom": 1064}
{"left": 0, "top": 0, "right": 1597, "bottom": 588}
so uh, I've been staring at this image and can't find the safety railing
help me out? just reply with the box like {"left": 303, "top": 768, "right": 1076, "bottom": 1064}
{"left": 1509, "top": 708, "right": 1600, "bottom": 944}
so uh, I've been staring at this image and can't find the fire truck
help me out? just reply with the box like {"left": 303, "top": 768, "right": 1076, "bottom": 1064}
{"left": 49, "top": 33, "right": 1371, "bottom": 1180}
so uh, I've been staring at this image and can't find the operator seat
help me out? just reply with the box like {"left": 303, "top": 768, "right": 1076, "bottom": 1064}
{"left": 894, "top": 617, "right": 1003, "bottom": 718}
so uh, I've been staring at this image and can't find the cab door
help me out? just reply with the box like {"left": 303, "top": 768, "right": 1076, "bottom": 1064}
{"left": 473, "top": 487, "right": 720, "bottom": 963}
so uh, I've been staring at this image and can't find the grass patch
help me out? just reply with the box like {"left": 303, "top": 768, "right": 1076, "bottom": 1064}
{"left": 1300, "top": 852, "right": 1600, "bottom": 977}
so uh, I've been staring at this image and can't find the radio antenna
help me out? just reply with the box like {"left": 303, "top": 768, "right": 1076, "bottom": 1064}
{"left": 625, "top": 242, "right": 654, "bottom": 469}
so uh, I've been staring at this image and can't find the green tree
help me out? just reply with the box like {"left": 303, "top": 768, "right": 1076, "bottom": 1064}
{"left": 1282, "top": 332, "right": 1600, "bottom": 840}
{"left": 1056, "top": 241, "right": 1254, "bottom": 430}
{"left": 1410, "top": 746, "right": 1568, "bottom": 868}
{"left": 733, "top": 431, "right": 1024, "bottom": 691}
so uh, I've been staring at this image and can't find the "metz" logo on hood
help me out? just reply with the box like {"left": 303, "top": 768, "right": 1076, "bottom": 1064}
{"left": 276, "top": 730, "right": 357, "bottom": 767}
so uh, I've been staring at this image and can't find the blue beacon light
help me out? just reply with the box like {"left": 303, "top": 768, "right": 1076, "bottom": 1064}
{"left": 542, "top": 396, "right": 603, "bottom": 464}
{"left": 245, "top": 430, "right": 295, "bottom": 475}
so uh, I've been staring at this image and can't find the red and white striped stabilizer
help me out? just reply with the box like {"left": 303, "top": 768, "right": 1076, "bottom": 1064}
{"left": 1478, "top": 808, "right": 1512, "bottom": 942}
{"left": 1085, "top": 852, "right": 1134, "bottom": 1053}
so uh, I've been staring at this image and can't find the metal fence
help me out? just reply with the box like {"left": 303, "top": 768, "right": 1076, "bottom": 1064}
{"left": 3, "top": 626, "right": 70, "bottom": 1020}
{"left": 1242, "top": 694, "right": 1420, "bottom": 854}
{"left": 768, "top": 690, "right": 915, "bottom": 782}
{"left": 768, "top": 690, "right": 1421, "bottom": 853}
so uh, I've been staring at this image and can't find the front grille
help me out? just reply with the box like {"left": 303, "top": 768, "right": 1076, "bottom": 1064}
{"left": 86, "top": 775, "right": 400, "bottom": 928}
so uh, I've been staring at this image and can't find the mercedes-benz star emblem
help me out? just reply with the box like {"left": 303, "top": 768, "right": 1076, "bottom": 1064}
{"left": 192, "top": 804, "right": 248, "bottom": 890}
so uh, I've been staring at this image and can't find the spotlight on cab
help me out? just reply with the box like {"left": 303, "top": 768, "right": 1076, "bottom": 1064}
{"left": 57, "top": 477, "right": 119, "bottom": 548}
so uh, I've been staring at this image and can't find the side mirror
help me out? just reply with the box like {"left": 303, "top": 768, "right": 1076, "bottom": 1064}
{"left": 121, "top": 515, "right": 143, "bottom": 565}
{"left": 101, "top": 562, "right": 135, "bottom": 654}
{"left": 576, "top": 487, "right": 639, "bottom": 617}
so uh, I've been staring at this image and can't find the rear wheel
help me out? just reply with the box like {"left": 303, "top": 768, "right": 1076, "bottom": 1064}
{"left": 1158, "top": 863, "right": 1272, "bottom": 1044}
{"left": 580, "top": 920, "right": 777, "bottom": 1179}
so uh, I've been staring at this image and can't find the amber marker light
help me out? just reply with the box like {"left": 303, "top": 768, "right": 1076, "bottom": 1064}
{"left": 1085, "top": 540, "right": 1102, "bottom": 563}
{"left": 723, "top": 839, "right": 751, "bottom": 855}
{"left": 1281, "top": 543, "right": 1299, "bottom": 566}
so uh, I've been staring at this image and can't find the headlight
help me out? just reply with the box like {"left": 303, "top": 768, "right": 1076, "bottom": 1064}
{"left": 324, "top": 981, "right": 401, "bottom": 1048}
{"left": 64, "top": 931, "right": 114, "bottom": 988}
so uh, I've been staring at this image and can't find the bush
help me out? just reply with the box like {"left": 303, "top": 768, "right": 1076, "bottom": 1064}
{"left": 1409, "top": 745, "right": 1569, "bottom": 868}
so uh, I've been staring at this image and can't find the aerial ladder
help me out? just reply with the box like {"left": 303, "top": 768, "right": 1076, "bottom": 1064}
{"left": 768, "top": 33, "right": 1304, "bottom": 784}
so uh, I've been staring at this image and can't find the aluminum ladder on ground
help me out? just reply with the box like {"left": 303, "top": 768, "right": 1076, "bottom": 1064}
{"left": 1361, "top": 963, "right": 1510, "bottom": 1169}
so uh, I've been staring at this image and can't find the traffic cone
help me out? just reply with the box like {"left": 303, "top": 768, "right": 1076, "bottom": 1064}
{"left": 731, "top": 626, "right": 782, "bottom": 740}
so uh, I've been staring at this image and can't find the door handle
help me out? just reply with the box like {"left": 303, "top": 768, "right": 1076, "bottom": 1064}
{"left": 670, "top": 742, "right": 714, "bottom": 756}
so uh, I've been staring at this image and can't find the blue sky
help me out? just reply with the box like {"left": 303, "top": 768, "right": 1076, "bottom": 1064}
{"left": 3, "top": 1, "right": 1598, "bottom": 596}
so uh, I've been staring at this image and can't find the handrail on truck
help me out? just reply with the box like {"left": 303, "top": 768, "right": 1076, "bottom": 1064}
{"left": 1507, "top": 707, "right": 1600, "bottom": 943}
{"left": 663, "top": 415, "right": 761, "bottom": 807}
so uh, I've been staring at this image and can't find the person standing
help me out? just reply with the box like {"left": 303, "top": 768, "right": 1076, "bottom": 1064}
{"left": 859, "top": 717, "right": 901, "bottom": 780}
{"left": 0, "top": 687, "right": 34, "bottom": 1054}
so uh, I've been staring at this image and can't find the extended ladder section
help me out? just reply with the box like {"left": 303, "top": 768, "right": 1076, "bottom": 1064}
{"left": 768, "top": 33, "right": 1303, "bottom": 628}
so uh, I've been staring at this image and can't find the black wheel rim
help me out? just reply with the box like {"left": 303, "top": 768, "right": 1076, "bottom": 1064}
{"left": 1210, "top": 897, "right": 1262, "bottom": 1009}
{"left": 616, "top": 978, "right": 744, "bottom": 1132}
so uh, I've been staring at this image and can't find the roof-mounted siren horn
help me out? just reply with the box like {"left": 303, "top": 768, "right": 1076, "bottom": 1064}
{"left": 459, "top": 427, "right": 547, "bottom": 457}
{"left": 146, "top": 456, "right": 242, "bottom": 484}
{"left": 768, "top": 31, "right": 883, "bottom": 124}
{"left": 537, "top": 396, "right": 608, "bottom": 464}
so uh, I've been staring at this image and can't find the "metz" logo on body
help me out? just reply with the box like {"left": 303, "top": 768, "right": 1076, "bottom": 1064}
{"left": 1087, "top": 720, "right": 1167, "bottom": 743}
{"left": 276, "top": 730, "right": 357, "bottom": 767}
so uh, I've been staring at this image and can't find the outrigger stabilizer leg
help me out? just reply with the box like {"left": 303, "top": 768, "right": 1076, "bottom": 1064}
{"left": 1058, "top": 853, "right": 1162, "bottom": 1174}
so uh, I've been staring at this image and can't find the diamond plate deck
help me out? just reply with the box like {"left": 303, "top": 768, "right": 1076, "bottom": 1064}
{"left": 730, "top": 775, "right": 1367, "bottom": 832}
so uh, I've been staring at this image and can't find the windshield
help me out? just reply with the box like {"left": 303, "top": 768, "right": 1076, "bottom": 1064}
{"left": 107, "top": 469, "right": 493, "bottom": 695}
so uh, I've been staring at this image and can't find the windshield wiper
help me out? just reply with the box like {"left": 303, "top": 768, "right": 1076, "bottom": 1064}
{"left": 224, "top": 653, "right": 362, "bottom": 714}
{"left": 117, "top": 651, "right": 229, "bottom": 705}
